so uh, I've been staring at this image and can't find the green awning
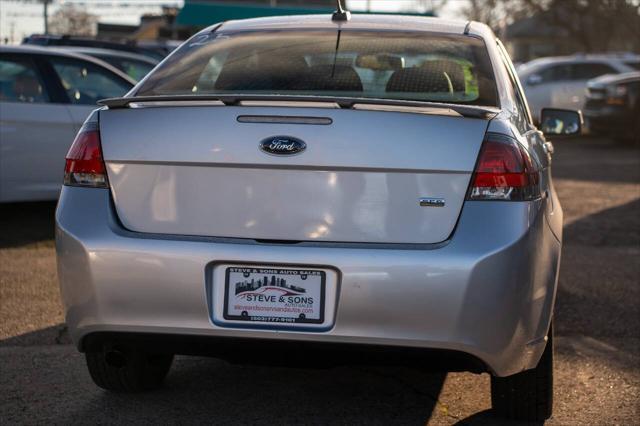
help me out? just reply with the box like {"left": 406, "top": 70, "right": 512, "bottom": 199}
{"left": 176, "top": 2, "right": 434, "bottom": 28}
{"left": 176, "top": 2, "right": 333, "bottom": 27}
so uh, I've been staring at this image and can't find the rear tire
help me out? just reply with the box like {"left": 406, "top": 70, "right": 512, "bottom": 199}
{"left": 85, "top": 345, "right": 173, "bottom": 392}
{"left": 491, "top": 323, "right": 553, "bottom": 422}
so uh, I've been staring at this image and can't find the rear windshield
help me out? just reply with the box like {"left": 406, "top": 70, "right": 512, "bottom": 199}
{"left": 136, "top": 30, "right": 498, "bottom": 107}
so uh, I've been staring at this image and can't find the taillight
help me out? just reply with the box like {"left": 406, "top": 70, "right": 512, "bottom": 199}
{"left": 467, "top": 133, "right": 540, "bottom": 201}
{"left": 64, "top": 122, "right": 108, "bottom": 188}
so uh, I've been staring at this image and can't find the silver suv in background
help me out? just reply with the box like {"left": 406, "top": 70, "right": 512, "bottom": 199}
{"left": 56, "top": 13, "right": 581, "bottom": 422}
{"left": 0, "top": 46, "right": 134, "bottom": 202}
{"left": 517, "top": 53, "right": 639, "bottom": 121}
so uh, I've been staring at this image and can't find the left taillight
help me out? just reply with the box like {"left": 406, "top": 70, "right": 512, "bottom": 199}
{"left": 64, "top": 122, "right": 108, "bottom": 188}
{"left": 467, "top": 133, "right": 540, "bottom": 201}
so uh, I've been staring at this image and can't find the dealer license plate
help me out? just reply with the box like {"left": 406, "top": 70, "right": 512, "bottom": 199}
{"left": 223, "top": 266, "right": 326, "bottom": 324}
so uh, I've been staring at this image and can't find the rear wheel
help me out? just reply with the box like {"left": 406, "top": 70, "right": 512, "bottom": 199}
{"left": 491, "top": 323, "right": 554, "bottom": 422}
{"left": 85, "top": 345, "right": 173, "bottom": 392}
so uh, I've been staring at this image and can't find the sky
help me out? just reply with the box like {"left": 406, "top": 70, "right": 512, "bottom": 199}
{"left": 0, "top": 0, "right": 469, "bottom": 44}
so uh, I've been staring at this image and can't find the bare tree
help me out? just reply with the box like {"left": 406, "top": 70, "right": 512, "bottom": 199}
{"left": 529, "top": 0, "right": 640, "bottom": 53}
{"left": 48, "top": 3, "right": 97, "bottom": 36}
{"left": 462, "top": 0, "right": 536, "bottom": 32}
{"left": 462, "top": 0, "right": 640, "bottom": 53}
{"left": 428, "top": 0, "right": 450, "bottom": 14}
{"left": 396, "top": 0, "right": 449, "bottom": 14}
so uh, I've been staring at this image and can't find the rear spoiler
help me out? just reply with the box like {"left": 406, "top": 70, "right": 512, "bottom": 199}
{"left": 98, "top": 95, "right": 500, "bottom": 119}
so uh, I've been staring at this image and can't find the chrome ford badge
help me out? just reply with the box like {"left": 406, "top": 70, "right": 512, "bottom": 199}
{"left": 259, "top": 136, "right": 306, "bottom": 156}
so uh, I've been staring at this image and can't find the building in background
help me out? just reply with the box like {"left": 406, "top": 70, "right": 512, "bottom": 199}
{"left": 96, "top": 7, "right": 191, "bottom": 42}
{"left": 504, "top": 13, "right": 573, "bottom": 63}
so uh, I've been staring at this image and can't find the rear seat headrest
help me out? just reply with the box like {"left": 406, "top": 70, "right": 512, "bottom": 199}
{"left": 215, "top": 53, "right": 309, "bottom": 91}
{"left": 300, "top": 65, "right": 363, "bottom": 92}
{"left": 386, "top": 60, "right": 466, "bottom": 94}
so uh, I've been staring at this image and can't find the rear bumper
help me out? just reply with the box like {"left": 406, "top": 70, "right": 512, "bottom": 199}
{"left": 56, "top": 187, "right": 561, "bottom": 377}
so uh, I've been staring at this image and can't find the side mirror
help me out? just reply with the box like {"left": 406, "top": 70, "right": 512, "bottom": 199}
{"left": 540, "top": 108, "right": 583, "bottom": 137}
{"left": 527, "top": 74, "right": 542, "bottom": 86}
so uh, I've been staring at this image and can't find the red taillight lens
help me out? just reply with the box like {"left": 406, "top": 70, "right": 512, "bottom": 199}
{"left": 467, "top": 134, "right": 540, "bottom": 201}
{"left": 64, "top": 122, "right": 108, "bottom": 188}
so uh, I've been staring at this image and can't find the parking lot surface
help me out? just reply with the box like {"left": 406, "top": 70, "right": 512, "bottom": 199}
{"left": 1, "top": 137, "right": 638, "bottom": 425}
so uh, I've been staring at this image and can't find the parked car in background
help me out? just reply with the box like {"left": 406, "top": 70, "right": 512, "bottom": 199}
{"left": 52, "top": 47, "right": 159, "bottom": 81}
{"left": 56, "top": 13, "right": 582, "bottom": 422}
{"left": 517, "top": 53, "right": 640, "bottom": 122}
{"left": 584, "top": 71, "right": 640, "bottom": 143}
{"left": 22, "top": 34, "right": 166, "bottom": 61}
{"left": 0, "top": 46, "right": 134, "bottom": 203}
{"left": 137, "top": 40, "right": 182, "bottom": 57}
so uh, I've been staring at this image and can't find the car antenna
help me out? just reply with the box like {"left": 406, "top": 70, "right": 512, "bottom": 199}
{"left": 332, "top": 0, "right": 351, "bottom": 22}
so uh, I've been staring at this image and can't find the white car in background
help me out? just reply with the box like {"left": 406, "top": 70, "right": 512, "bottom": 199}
{"left": 0, "top": 46, "right": 134, "bottom": 203}
{"left": 517, "top": 54, "right": 640, "bottom": 122}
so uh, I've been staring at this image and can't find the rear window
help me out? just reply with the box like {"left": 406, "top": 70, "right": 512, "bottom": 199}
{"left": 99, "top": 56, "right": 155, "bottom": 81}
{"left": 137, "top": 30, "right": 498, "bottom": 107}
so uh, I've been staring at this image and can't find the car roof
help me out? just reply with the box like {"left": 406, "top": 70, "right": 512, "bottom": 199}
{"left": 519, "top": 54, "right": 640, "bottom": 70}
{"left": 210, "top": 14, "right": 492, "bottom": 38}
{"left": 50, "top": 46, "right": 159, "bottom": 65}
{"left": 0, "top": 44, "right": 137, "bottom": 85}
{"left": 589, "top": 71, "right": 640, "bottom": 86}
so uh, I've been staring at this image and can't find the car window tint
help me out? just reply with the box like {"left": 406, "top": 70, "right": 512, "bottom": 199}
{"left": 623, "top": 61, "right": 640, "bottom": 71}
{"left": 571, "top": 63, "right": 617, "bottom": 80}
{"left": 538, "top": 64, "right": 571, "bottom": 83}
{"left": 0, "top": 57, "right": 49, "bottom": 103}
{"left": 115, "top": 59, "right": 154, "bottom": 82}
{"left": 137, "top": 30, "right": 499, "bottom": 107}
{"left": 49, "top": 57, "right": 131, "bottom": 104}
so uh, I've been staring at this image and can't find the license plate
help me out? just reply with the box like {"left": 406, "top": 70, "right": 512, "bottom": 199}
{"left": 223, "top": 267, "right": 326, "bottom": 324}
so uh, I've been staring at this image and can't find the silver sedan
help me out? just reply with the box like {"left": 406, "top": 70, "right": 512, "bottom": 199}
{"left": 55, "top": 12, "right": 581, "bottom": 422}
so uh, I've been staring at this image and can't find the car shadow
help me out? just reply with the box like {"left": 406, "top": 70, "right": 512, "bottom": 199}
{"left": 455, "top": 409, "right": 540, "bottom": 425}
{"left": 562, "top": 198, "right": 640, "bottom": 247}
{"left": 60, "top": 348, "right": 452, "bottom": 424}
{"left": 554, "top": 197, "right": 640, "bottom": 368}
{"left": 157, "top": 359, "right": 447, "bottom": 424}
{"left": 0, "top": 201, "right": 57, "bottom": 248}
{"left": 1, "top": 324, "right": 522, "bottom": 424}
{"left": 0, "top": 324, "right": 70, "bottom": 347}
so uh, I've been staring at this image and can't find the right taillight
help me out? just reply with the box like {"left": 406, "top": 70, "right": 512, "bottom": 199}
{"left": 64, "top": 122, "right": 108, "bottom": 188}
{"left": 467, "top": 133, "right": 540, "bottom": 201}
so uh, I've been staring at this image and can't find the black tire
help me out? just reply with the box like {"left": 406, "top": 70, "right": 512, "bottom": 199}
{"left": 85, "top": 345, "right": 173, "bottom": 392}
{"left": 491, "top": 323, "right": 553, "bottom": 422}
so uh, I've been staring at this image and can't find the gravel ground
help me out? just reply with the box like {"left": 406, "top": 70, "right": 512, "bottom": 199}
{"left": 0, "top": 137, "right": 638, "bottom": 425}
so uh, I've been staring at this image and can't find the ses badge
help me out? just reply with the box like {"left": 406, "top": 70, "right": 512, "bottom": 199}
{"left": 224, "top": 267, "right": 325, "bottom": 324}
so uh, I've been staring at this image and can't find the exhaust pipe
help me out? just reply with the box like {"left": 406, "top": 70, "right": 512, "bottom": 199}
{"left": 105, "top": 349, "right": 127, "bottom": 368}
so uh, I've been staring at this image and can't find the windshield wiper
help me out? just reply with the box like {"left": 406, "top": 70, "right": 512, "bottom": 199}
{"left": 98, "top": 94, "right": 500, "bottom": 119}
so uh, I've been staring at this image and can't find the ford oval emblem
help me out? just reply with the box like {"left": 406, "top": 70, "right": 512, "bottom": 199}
{"left": 259, "top": 136, "right": 306, "bottom": 156}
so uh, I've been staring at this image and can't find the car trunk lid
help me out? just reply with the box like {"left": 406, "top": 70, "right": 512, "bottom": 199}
{"left": 100, "top": 105, "right": 489, "bottom": 244}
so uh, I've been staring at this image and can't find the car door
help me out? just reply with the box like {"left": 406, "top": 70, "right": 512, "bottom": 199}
{"left": 47, "top": 56, "right": 134, "bottom": 129}
{"left": 522, "top": 63, "right": 571, "bottom": 122}
{"left": 0, "top": 54, "right": 77, "bottom": 202}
